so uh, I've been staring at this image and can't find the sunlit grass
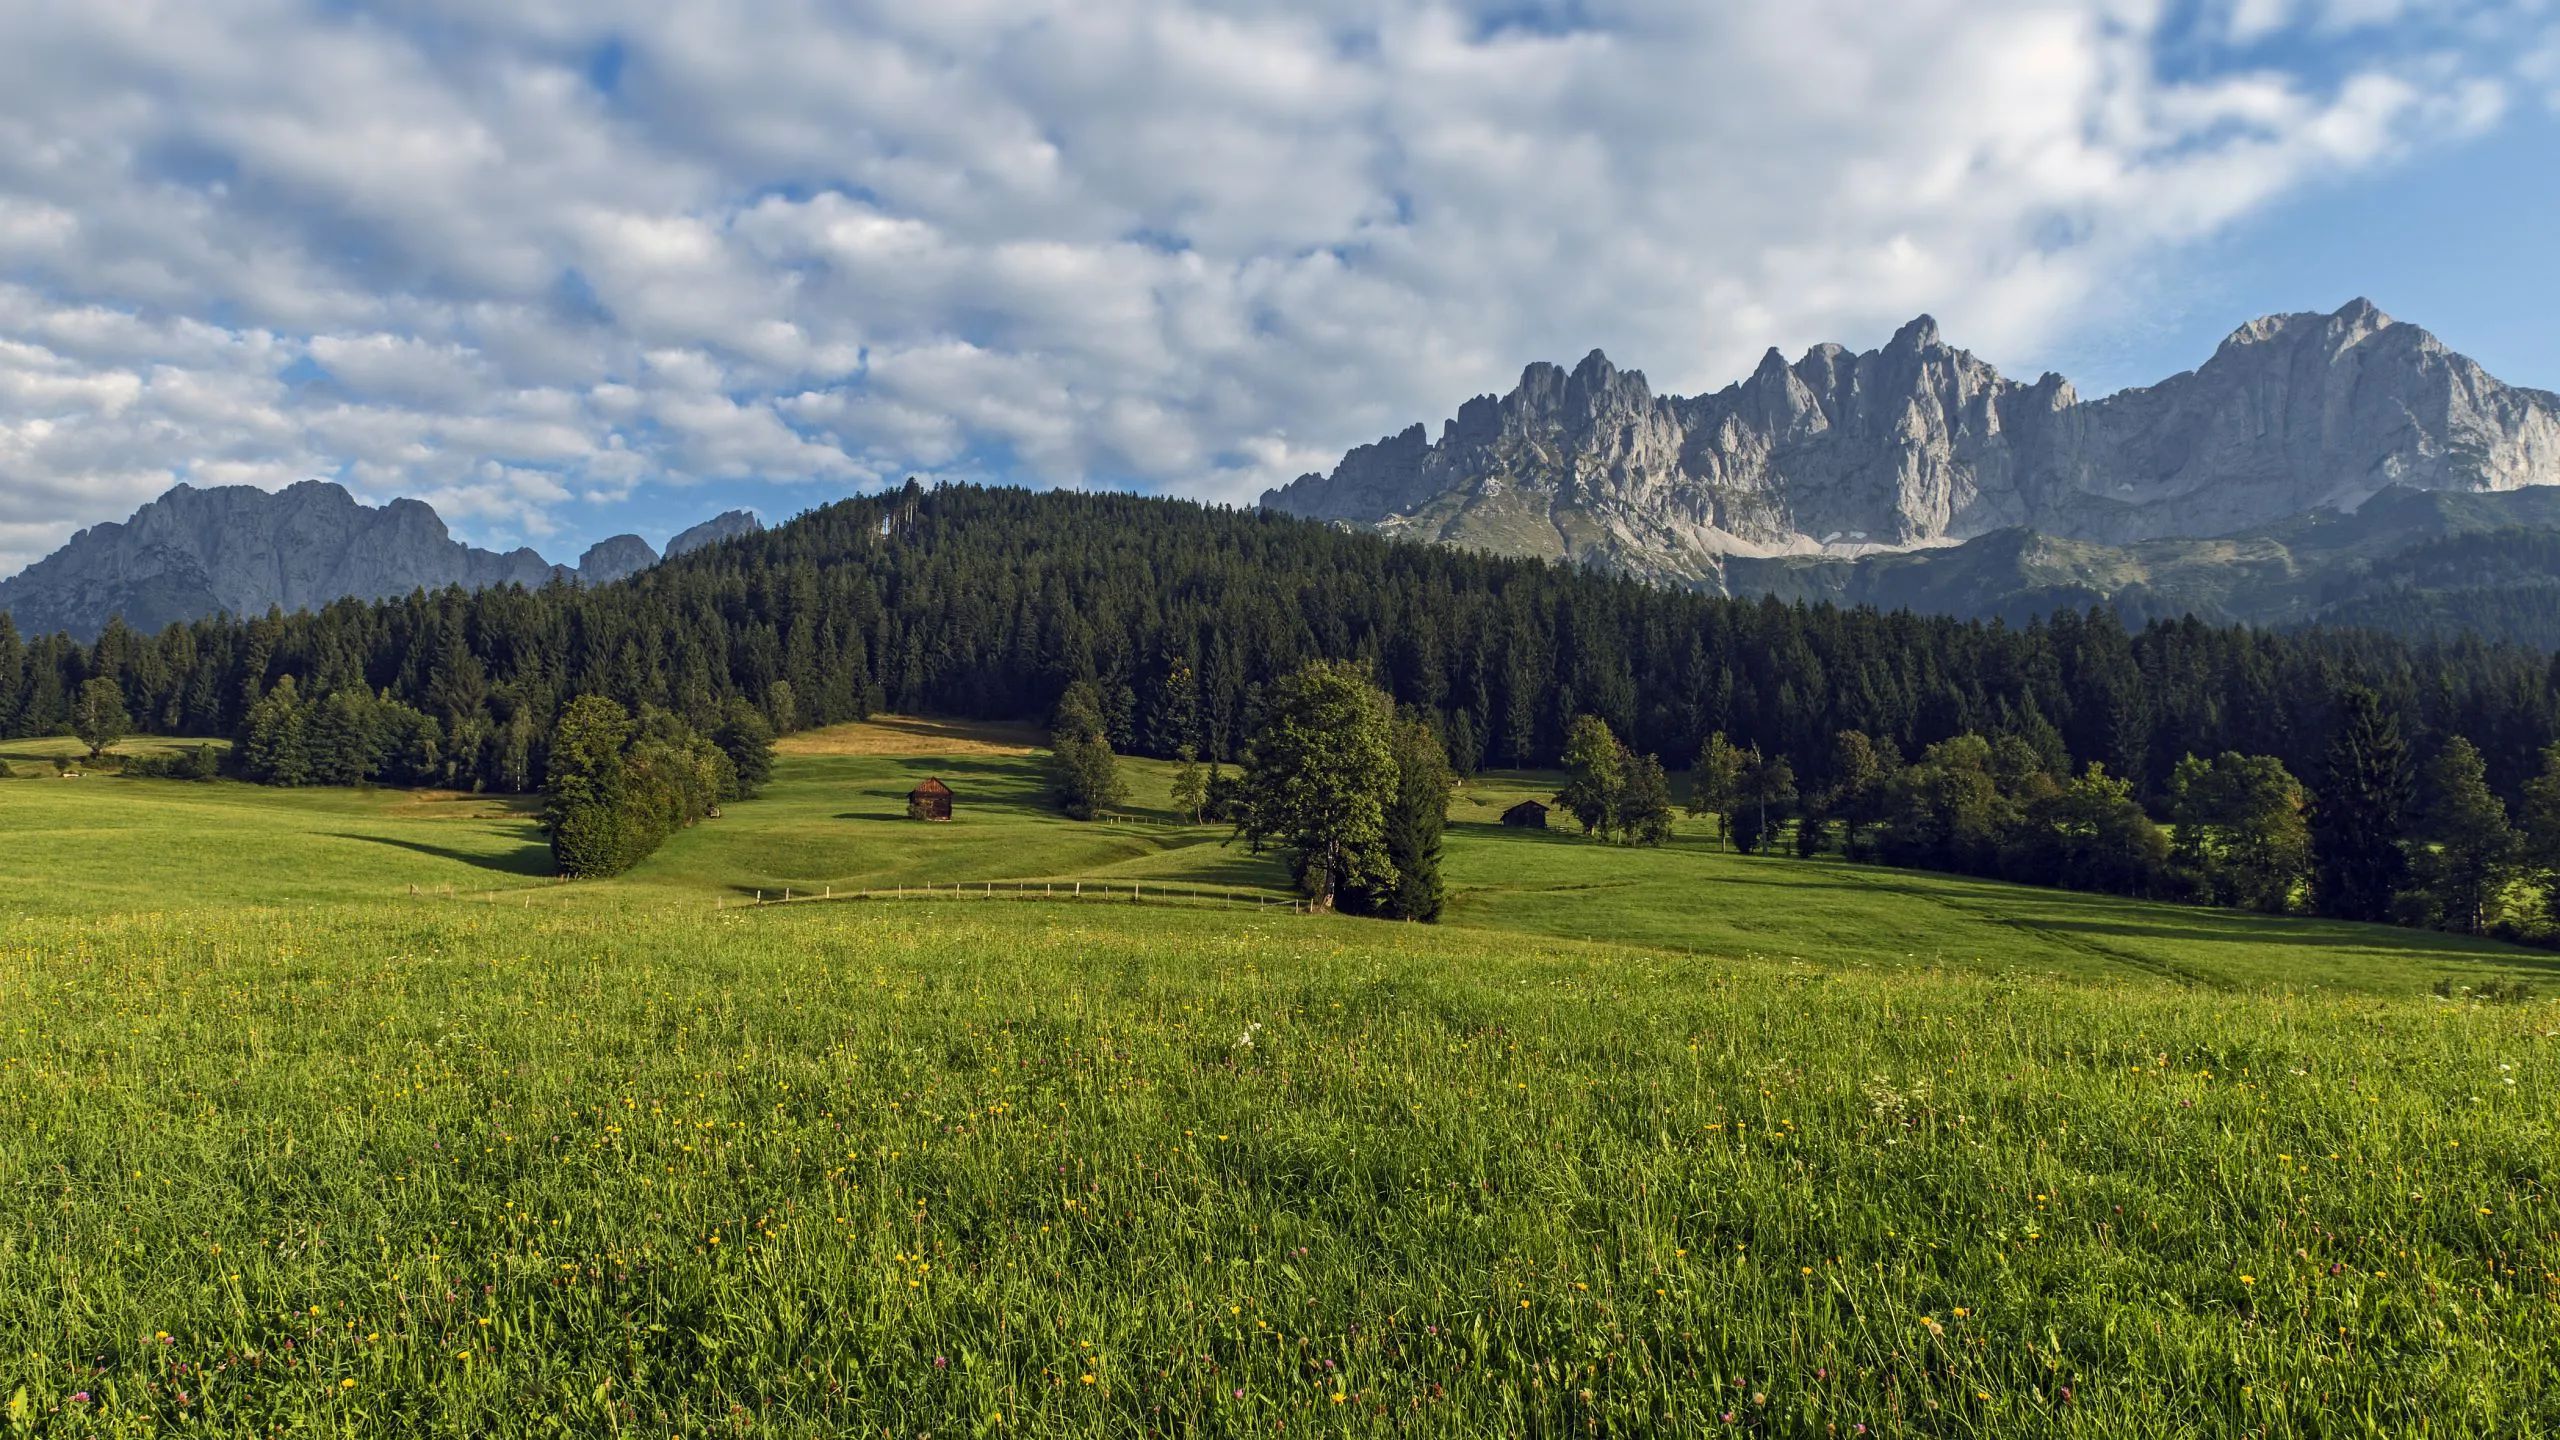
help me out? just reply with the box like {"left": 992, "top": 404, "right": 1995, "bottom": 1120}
{"left": 4, "top": 718, "right": 2557, "bottom": 1433}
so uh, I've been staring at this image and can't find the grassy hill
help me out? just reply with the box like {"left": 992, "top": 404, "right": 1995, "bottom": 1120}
{"left": 1, "top": 722, "right": 2555, "bottom": 1434}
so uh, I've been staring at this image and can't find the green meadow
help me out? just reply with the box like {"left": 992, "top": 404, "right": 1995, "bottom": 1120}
{"left": 1, "top": 721, "right": 2556, "bottom": 1435}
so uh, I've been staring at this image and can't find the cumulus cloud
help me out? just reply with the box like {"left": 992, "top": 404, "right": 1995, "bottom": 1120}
{"left": 0, "top": 0, "right": 2550, "bottom": 574}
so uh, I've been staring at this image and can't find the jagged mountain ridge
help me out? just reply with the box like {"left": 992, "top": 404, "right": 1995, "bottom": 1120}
{"left": 1262, "top": 299, "right": 2560, "bottom": 585}
{"left": 0, "top": 481, "right": 759, "bottom": 640}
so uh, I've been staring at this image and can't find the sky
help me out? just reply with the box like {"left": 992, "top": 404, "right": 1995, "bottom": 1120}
{"left": 1, "top": 0, "right": 2556, "bottom": 576}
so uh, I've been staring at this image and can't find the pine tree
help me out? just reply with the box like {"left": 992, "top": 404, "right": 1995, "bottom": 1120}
{"left": 713, "top": 698, "right": 777, "bottom": 799}
{"left": 1348, "top": 718, "right": 1454, "bottom": 920}
{"left": 2310, "top": 686, "right": 2409, "bottom": 923}
{"left": 545, "top": 695, "right": 639, "bottom": 877}
{"left": 241, "top": 675, "right": 311, "bottom": 786}
{"left": 1556, "top": 714, "right": 1626, "bottom": 838}
{"left": 2521, "top": 742, "right": 2560, "bottom": 928}
{"left": 2413, "top": 736, "right": 2514, "bottom": 935}
{"left": 1045, "top": 679, "right": 1126, "bottom": 820}
{"left": 307, "top": 689, "right": 380, "bottom": 786}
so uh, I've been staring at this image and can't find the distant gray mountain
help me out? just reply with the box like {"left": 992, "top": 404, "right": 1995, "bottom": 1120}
{"left": 1263, "top": 299, "right": 2560, "bottom": 590}
{"left": 666, "top": 510, "right": 764, "bottom": 557}
{"left": 0, "top": 481, "right": 757, "bottom": 640}
{"left": 575, "top": 534, "right": 661, "bottom": 585}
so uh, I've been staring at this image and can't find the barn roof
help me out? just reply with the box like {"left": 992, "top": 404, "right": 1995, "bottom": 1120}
{"left": 909, "top": 777, "right": 953, "bottom": 796}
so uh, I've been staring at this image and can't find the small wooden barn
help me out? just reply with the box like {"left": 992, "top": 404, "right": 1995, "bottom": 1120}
{"left": 1500, "top": 799, "right": 1550, "bottom": 829}
{"left": 906, "top": 777, "right": 954, "bottom": 822}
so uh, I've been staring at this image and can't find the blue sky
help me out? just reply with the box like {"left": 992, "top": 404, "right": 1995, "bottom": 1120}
{"left": 1, "top": 0, "right": 2555, "bottom": 574}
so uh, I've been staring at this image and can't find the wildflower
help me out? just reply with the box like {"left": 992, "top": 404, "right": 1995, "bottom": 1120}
{"left": 340, "top": 1379, "right": 357, "bottom": 1389}
{"left": 2240, "top": 1275, "right": 2255, "bottom": 1286}
{"left": 934, "top": 1356, "right": 949, "bottom": 1369}
{"left": 1081, "top": 1374, "right": 1096, "bottom": 1386}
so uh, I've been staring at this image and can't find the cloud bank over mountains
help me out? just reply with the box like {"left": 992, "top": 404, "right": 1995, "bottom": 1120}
{"left": 0, "top": 0, "right": 2551, "bottom": 576}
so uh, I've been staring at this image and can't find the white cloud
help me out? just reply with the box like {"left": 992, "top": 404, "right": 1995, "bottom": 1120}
{"left": 0, "top": 0, "right": 2548, "bottom": 578}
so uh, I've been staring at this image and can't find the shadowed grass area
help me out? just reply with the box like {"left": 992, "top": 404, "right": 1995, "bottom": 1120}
{"left": 7, "top": 718, "right": 2552, "bottom": 998}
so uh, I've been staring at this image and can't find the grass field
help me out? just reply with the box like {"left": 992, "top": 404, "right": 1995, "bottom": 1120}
{"left": 2, "top": 720, "right": 2556, "bottom": 1434}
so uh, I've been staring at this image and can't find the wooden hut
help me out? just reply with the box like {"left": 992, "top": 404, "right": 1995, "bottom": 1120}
{"left": 906, "top": 777, "right": 954, "bottom": 822}
{"left": 1500, "top": 799, "right": 1551, "bottom": 829}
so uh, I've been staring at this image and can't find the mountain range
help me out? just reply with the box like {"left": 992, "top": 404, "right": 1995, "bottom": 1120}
{"left": 0, "top": 481, "right": 759, "bottom": 640}
{"left": 1262, "top": 299, "right": 2560, "bottom": 636}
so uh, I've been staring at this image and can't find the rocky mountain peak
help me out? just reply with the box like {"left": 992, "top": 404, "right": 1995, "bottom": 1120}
{"left": 1, "top": 485, "right": 769, "bottom": 640}
{"left": 1262, "top": 300, "right": 2560, "bottom": 577}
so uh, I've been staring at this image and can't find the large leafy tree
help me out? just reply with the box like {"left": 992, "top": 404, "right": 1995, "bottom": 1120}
{"left": 2166, "top": 751, "right": 2311, "bottom": 913}
{"left": 1556, "top": 714, "right": 1627, "bottom": 838}
{"left": 72, "top": 677, "right": 131, "bottom": 759}
{"left": 1689, "top": 731, "right": 1745, "bottom": 838}
{"left": 2309, "top": 686, "right": 2410, "bottom": 924}
{"left": 1237, "top": 661, "right": 1397, "bottom": 911}
{"left": 1620, "top": 751, "right": 1676, "bottom": 848}
{"left": 1730, "top": 746, "right": 1797, "bottom": 856}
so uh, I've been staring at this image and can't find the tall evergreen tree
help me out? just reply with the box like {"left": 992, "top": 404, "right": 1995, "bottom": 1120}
{"left": 1045, "top": 679, "right": 1127, "bottom": 820}
{"left": 1346, "top": 718, "right": 1455, "bottom": 920}
{"left": 2412, "top": 736, "right": 2515, "bottom": 935}
{"left": 545, "top": 695, "right": 640, "bottom": 878}
{"left": 240, "top": 675, "right": 311, "bottom": 786}
{"left": 712, "top": 697, "right": 777, "bottom": 799}
{"left": 2310, "top": 686, "right": 2410, "bottom": 923}
{"left": 2519, "top": 742, "right": 2560, "bottom": 928}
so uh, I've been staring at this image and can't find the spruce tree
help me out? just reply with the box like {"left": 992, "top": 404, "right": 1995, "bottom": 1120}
{"left": 2413, "top": 736, "right": 2514, "bottom": 934}
{"left": 2520, "top": 742, "right": 2560, "bottom": 928}
{"left": 1045, "top": 679, "right": 1126, "bottom": 820}
{"left": 2309, "top": 686, "right": 2409, "bottom": 923}
{"left": 241, "top": 675, "right": 311, "bottom": 786}
{"left": 713, "top": 697, "right": 777, "bottom": 799}
{"left": 545, "top": 695, "right": 639, "bottom": 877}
{"left": 1349, "top": 718, "right": 1454, "bottom": 920}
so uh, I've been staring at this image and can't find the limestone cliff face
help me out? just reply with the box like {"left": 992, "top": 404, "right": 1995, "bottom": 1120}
{"left": 0, "top": 481, "right": 759, "bottom": 640}
{"left": 1262, "top": 300, "right": 2560, "bottom": 581}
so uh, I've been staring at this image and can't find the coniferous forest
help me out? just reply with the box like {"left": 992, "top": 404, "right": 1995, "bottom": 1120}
{"left": 9, "top": 481, "right": 2559, "bottom": 791}
{"left": 10, "top": 479, "right": 2560, "bottom": 921}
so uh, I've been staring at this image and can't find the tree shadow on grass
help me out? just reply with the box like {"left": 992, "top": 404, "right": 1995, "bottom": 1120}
{"left": 329, "top": 832, "right": 554, "bottom": 878}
